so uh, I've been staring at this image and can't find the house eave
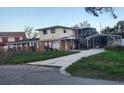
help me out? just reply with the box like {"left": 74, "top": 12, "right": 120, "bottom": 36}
{"left": 36, "top": 25, "right": 73, "bottom": 31}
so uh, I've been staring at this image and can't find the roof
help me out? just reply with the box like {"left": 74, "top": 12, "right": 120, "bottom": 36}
{"left": 40, "top": 37, "right": 77, "bottom": 42}
{"left": 0, "top": 32, "right": 25, "bottom": 37}
{"left": 36, "top": 25, "right": 73, "bottom": 31}
{"left": 73, "top": 27, "right": 96, "bottom": 30}
{"left": 16, "top": 38, "right": 39, "bottom": 42}
{"left": 86, "top": 34, "right": 122, "bottom": 40}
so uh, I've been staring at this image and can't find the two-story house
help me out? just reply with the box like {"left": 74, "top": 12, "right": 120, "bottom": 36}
{"left": 0, "top": 32, "right": 26, "bottom": 50}
{"left": 36, "top": 25, "right": 77, "bottom": 51}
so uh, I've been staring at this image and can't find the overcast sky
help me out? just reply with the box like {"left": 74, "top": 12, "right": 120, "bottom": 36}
{"left": 0, "top": 7, "right": 124, "bottom": 32}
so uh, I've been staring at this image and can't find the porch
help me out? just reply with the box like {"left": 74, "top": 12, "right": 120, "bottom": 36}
{"left": 40, "top": 37, "right": 77, "bottom": 51}
{"left": 7, "top": 39, "right": 41, "bottom": 51}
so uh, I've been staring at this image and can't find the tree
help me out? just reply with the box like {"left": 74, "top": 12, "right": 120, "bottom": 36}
{"left": 24, "top": 26, "right": 39, "bottom": 39}
{"left": 102, "top": 21, "right": 124, "bottom": 38}
{"left": 24, "top": 26, "right": 33, "bottom": 39}
{"left": 85, "top": 7, "right": 117, "bottom": 19}
{"left": 102, "top": 26, "right": 115, "bottom": 34}
{"left": 32, "top": 32, "right": 39, "bottom": 39}
{"left": 115, "top": 21, "right": 124, "bottom": 37}
{"left": 71, "top": 24, "right": 80, "bottom": 29}
{"left": 72, "top": 21, "right": 91, "bottom": 28}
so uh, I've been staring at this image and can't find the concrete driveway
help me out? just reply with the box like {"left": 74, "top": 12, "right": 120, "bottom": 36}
{"left": 0, "top": 65, "right": 123, "bottom": 85}
{"left": 28, "top": 49, "right": 105, "bottom": 75}
{"left": 28, "top": 49, "right": 105, "bottom": 67}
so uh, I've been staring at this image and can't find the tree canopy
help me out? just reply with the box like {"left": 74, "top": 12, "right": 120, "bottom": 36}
{"left": 102, "top": 21, "right": 124, "bottom": 38}
{"left": 85, "top": 7, "right": 117, "bottom": 19}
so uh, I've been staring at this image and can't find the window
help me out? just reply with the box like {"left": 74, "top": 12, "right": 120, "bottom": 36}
{"left": 43, "top": 30, "right": 47, "bottom": 35}
{"left": 19, "top": 37, "right": 23, "bottom": 40}
{"left": 64, "top": 30, "right": 66, "bottom": 33}
{"left": 0, "top": 38, "right": 2, "bottom": 42}
{"left": 8, "top": 37, "right": 15, "bottom": 42}
{"left": 78, "top": 30, "right": 81, "bottom": 35}
{"left": 51, "top": 28, "right": 55, "bottom": 33}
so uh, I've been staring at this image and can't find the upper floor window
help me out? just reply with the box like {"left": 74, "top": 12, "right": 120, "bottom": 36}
{"left": 0, "top": 38, "right": 2, "bottom": 42}
{"left": 64, "top": 30, "right": 66, "bottom": 33}
{"left": 51, "top": 28, "right": 55, "bottom": 33}
{"left": 8, "top": 37, "right": 15, "bottom": 42}
{"left": 43, "top": 30, "right": 47, "bottom": 35}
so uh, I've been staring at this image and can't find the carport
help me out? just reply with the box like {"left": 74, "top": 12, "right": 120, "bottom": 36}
{"left": 86, "top": 34, "right": 122, "bottom": 49}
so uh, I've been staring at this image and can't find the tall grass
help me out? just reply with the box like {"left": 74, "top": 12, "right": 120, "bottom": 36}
{"left": 6, "top": 51, "right": 78, "bottom": 64}
{"left": 66, "top": 50, "right": 124, "bottom": 81}
{"left": 0, "top": 49, "right": 15, "bottom": 64}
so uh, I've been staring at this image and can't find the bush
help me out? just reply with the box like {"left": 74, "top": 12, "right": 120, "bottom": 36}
{"left": 105, "top": 45, "right": 124, "bottom": 51}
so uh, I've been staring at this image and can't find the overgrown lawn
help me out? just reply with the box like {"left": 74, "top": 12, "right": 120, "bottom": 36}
{"left": 4, "top": 51, "right": 78, "bottom": 64}
{"left": 66, "top": 50, "right": 124, "bottom": 81}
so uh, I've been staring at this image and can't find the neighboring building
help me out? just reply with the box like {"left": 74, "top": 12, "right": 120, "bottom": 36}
{"left": 7, "top": 38, "right": 40, "bottom": 51}
{"left": 36, "top": 25, "right": 77, "bottom": 51}
{"left": 0, "top": 32, "right": 26, "bottom": 50}
{"left": 74, "top": 27, "right": 98, "bottom": 48}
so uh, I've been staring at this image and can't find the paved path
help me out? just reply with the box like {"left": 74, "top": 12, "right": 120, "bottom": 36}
{"left": 28, "top": 49, "right": 105, "bottom": 75}
{"left": 0, "top": 65, "right": 123, "bottom": 85}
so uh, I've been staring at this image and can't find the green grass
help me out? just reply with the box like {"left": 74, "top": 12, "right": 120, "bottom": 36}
{"left": 66, "top": 50, "right": 124, "bottom": 81}
{"left": 5, "top": 51, "right": 78, "bottom": 64}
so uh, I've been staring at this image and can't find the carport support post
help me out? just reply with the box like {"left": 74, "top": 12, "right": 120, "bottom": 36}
{"left": 65, "top": 39, "right": 67, "bottom": 50}
{"left": 72, "top": 39, "right": 75, "bottom": 50}
{"left": 120, "top": 36, "right": 122, "bottom": 45}
{"left": 36, "top": 42, "right": 39, "bottom": 48}
{"left": 87, "top": 39, "right": 89, "bottom": 49}
{"left": 93, "top": 39, "right": 95, "bottom": 48}
{"left": 71, "top": 39, "right": 74, "bottom": 50}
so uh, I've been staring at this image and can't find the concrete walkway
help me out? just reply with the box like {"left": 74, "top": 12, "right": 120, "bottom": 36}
{"left": 28, "top": 49, "right": 105, "bottom": 75}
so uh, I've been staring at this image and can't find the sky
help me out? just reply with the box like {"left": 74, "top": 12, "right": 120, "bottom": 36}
{"left": 0, "top": 7, "right": 124, "bottom": 32}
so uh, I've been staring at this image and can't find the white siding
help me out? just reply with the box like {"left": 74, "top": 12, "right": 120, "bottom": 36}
{"left": 39, "top": 28, "right": 75, "bottom": 41}
{"left": 52, "top": 41, "right": 60, "bottom": 50}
